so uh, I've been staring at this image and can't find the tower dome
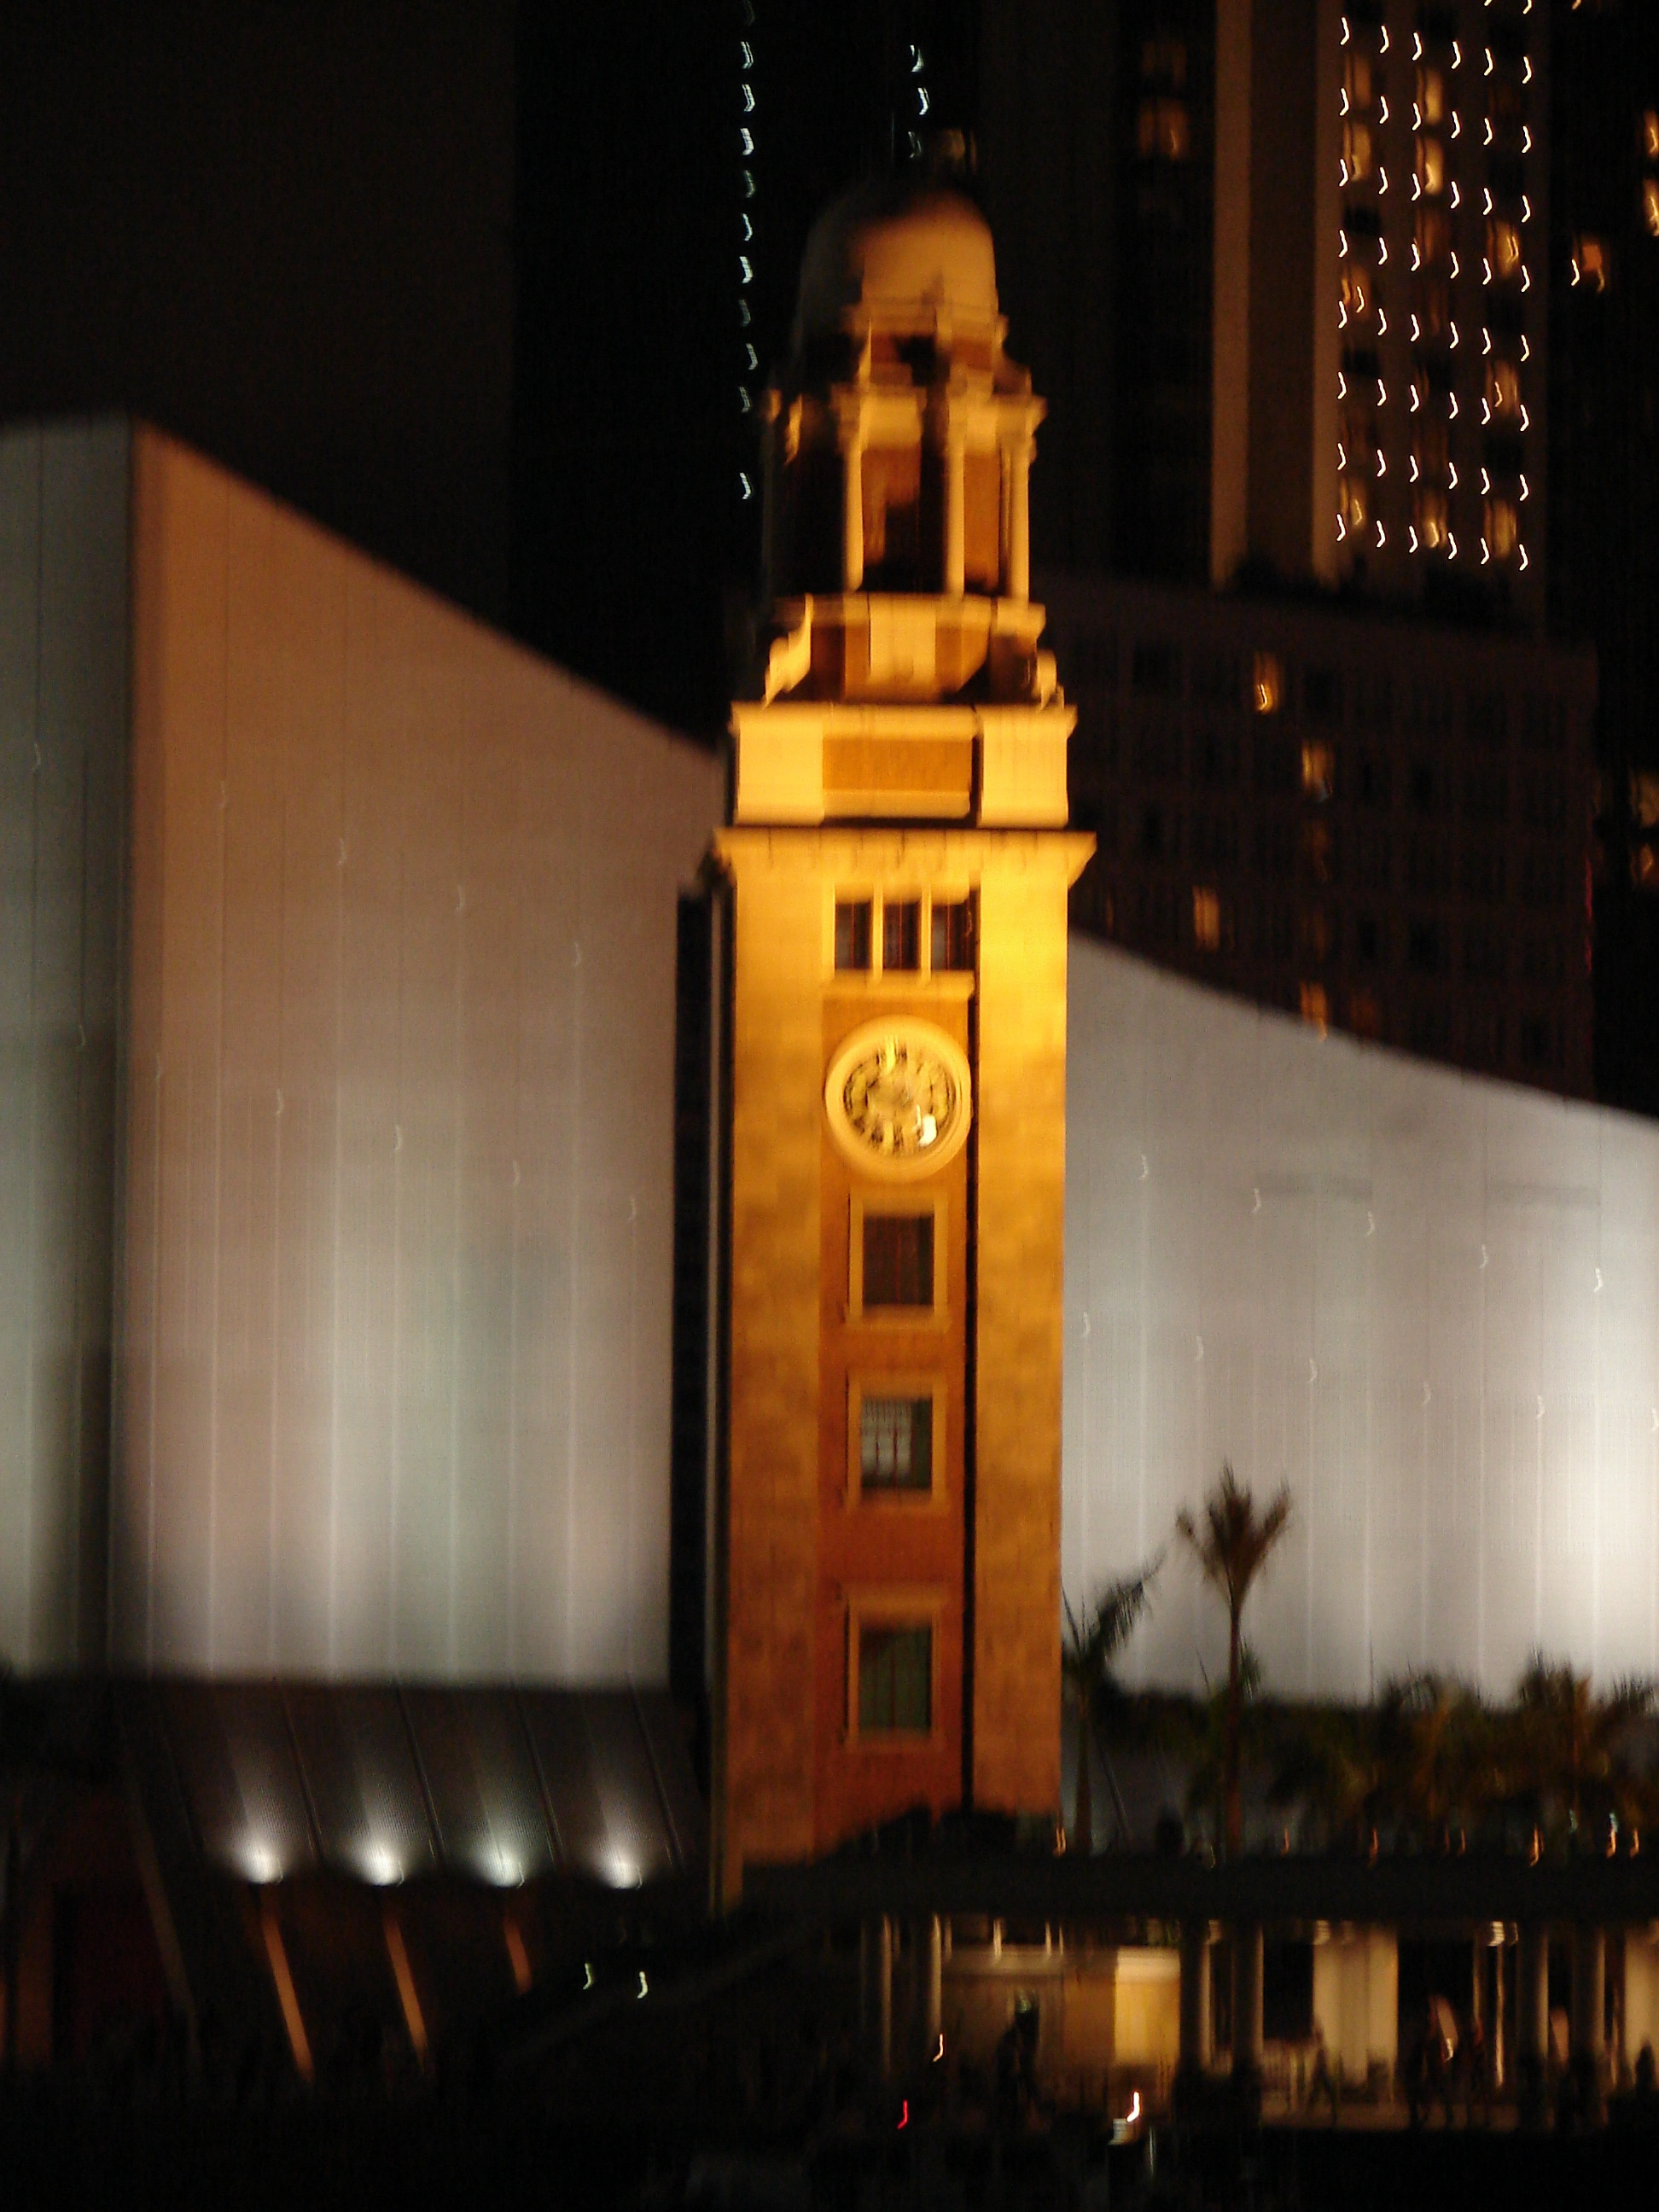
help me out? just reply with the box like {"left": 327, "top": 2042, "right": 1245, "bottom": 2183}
{"left": 795, "top": 178, "right": 1000, "bottom": 347}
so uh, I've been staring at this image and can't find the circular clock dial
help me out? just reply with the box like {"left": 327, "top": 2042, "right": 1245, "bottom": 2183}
{"left": 824, "top": 1020, "right": 973, "bottom": 1179}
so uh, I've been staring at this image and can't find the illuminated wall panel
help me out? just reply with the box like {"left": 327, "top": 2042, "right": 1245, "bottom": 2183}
{"left": 113, "top": 430, "right": 719, "bottom": 1684}
{"left": 1066, "top": 940, "right": 1659, "bottom": 1702}
{"left": 0, "top": 422, "right": 129, "bottom": 1666}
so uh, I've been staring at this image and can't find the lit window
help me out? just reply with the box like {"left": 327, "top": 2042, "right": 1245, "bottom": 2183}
{"left": 1487, "top": 220, "right": 1522, "bottom": 279}
{"left": 1300, "top": 820, "right": 1335, "bottom": 884}
{"left": 1417, "top": 137, "right": 1445, "bottom": 195}
{"left": 1485, "top": 497, "right": 1519, "bottom": 559}
{"left": 1416, "top": 207, "right": 1452, "bottom": 265}
{"left": 1631, "top": 771, "right": 1659, "bottom": 830}
{"left": 835, "top": 899, "right": 872, "bottom": 971}
{"left": 1417, "top": 67, "right": 1445, "bottom": 126}
{"left": 1343, "top": 120, "right": 1373, "bottom": 180}
{"left": 862, "top": 1214, "right": 934, "bottom": 1310}
{"left": 1417, "top": 276, "right": 1450, "bottom": 338}
{"left": 1644, "top": 109, "right": 1659, "bottom": 161}
{"left": 1348, "top": 989, "right": 1382, "bottom": 1039}
{"left": 1301, "top": 742, "right": 1336, "bottom": 800}
{"left": 859, "top": 1395, "right": 933, "bottom": 1494}
{"left": 1141, "top": 36, "right": 1187, "bottom": 86}
{"left": 1253, "top": 652, "right": 1284, "bottom": 714}
{"left": 1415, "top": 487, "right": 1449, "bottom": 549}
{"left": 1192, "top": 886, "right": 1222, "bottom": 952}
{"left": 1341, "top": 265, "right": 1371, "bottom": 318}
{"left": 1633, "top": 843, "right": 1659, "bottom": 894}
{"left": 1573, "top": 234, "right": 1610, "bottom": 290}
{"left": 1299, "top": 982, "right": 1330, "bottom": 1033}
{"left": 1340, "top": 473, "right": 1370, "bottom": 533}
{"left": 1345, "top": 53, "right": 1372, "bottom": 109}
{"left": 1645, "top": 181, "right": 1659, "bottom": 239}
{"left": 1486, "top": 359, "right": 1522, "bottom": 422}
{"left": 930, "top": 899, "right": 974, "bottom": 972}
{"left": 1297, "top": 906, "right": 1332, "bottom": 963}
{"left": 856, "top": 1621, "right": 933, "bottom": 1735}
{"left": 1138, "top": 96, "right": 1190, "bottom": 160}
{"left": 882, "top": 899, "right": 921, "bottom": 971}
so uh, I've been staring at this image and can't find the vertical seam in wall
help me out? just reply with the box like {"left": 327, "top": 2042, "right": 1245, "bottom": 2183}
{"left": 447, "top": 775, "right": 466, "bottom": 1675}
{"left": 207, "top": 482, "right": 230, "bottom": 1668}
{"left": 566, "top": 916, "right": 585, "bottom": 1676}
{"left": 71, "top": 737, "right": 89, "bottom": 1662}
{"left": 328, "top": 578, "right": 347, "bottom": 1670}
{"left": 388, "top": 840, "right": 405, "bottom": 1673}
{"left": 505, "top": 739, "right": 524, "bottom": 1675}
{"left": 106, "top": 426, "right": 135, "bottom": 1668}
{"left": 1592, "top": 1120, "right": 1604, "bottom": 1676}
{"left": 266, "top": 785, "right": 288, "bottom": 1668}
{"left": 20, "top": 435, "right": 44, "bottom": 1666}
{"left": 1477, "top": 1098, "right": 1489, "bottom": 1682}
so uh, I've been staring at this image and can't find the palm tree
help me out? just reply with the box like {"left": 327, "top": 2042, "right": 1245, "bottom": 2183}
{"left": 1176, "top": 1463, "right": 1292, "bottom": 1859}
{"left": 1505, "top": 1656, "right": 1652, "bottom": 1844}
{"left": 1062, "top": 1557, "right": 1162, "bottom": 1854}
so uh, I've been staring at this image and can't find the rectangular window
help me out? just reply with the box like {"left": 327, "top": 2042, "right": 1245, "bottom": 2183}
{"left": 857, "top": 1623, "right": 933, "bottom": 1736}
{"left": 1415, "top": 207, "right": 1452, "bottom": 265}
{"left": 859, "top": 1396, "right": 933, "bottom": 1493}
{"left": 835, "top": 899, "right": 871, "bottom": 972}
{"left": 882, "top": 899, "right": 921, "bottom": 972}
{"left": 930, "top": 899, "right": 974, "bottom": 972}
{"left": 1253, "top": 651, "right": 1283, "bottom": 715}
{"left": 1191, "top": 886, "right": 1221, "bottom": 952}
{"left": 1301, "top": 742, "right": 1336, "bottom": 800}
{"left": 1485, "top": 497, "right": 1519, "bottom": 561}
{"left": 862, "top": 1214, "right": 934, "bottom": 1309}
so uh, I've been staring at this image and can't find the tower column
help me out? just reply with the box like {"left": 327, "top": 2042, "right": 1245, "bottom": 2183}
{"left": 1573, "top": 1924, "right": 1605, "bottom": 2071}
{"left": 837, "top": 400, "right": 866, "bottom": 593}
{"left": 943, "top": 424, "right": 966, "bottom": 596}
{"left": 1517, "top": 1924, "right": 1550, "bottom": 2066}
{"left": 1001, "top": 434, "right": 1033, "bottom": 600}
{"left": 1231, "top": 1922, "right": 1264, "bottom": 2079}
{"left": 1179, "top": 1918, "right": 1213, "bottom": 2076}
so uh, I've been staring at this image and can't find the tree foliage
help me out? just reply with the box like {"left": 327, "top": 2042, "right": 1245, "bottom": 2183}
{"left": 1176, "top": 1464, "right": 1292, "bottom": 1858}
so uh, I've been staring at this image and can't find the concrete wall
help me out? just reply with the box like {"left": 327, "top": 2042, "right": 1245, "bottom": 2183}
{"left": 1066, "top": 939, "right": 1659, "bottom": 1703}
{"left": 111, "top": 429, "right": 720, "bottom": 1682}
{"left": 0, "top": 421, "right": 130, "bottom": 1666}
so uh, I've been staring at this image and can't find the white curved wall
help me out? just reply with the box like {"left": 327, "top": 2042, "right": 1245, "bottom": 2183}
{"left": 1065, "top": 938, "right": 1659, "bottom": 1702}
{"left": 114, "top": 431, "right": 719, "bottom": 1682}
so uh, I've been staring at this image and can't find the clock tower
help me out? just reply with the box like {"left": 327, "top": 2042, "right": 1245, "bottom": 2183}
{"left": 712, "top": 178, "right": 1091, "bottom": 1901}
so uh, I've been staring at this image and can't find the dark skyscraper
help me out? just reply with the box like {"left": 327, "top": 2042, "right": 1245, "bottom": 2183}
{"left": 1549, "top": 4, "right": 1659, "bottom": 1114}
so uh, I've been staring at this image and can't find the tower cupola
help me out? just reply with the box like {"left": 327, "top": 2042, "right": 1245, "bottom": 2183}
{"left": 749, "top": 178, "right": 1053, "bottom": 731}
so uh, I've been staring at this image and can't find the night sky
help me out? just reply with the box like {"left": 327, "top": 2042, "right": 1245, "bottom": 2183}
{"left": 0, "top": 1, "right": 977, "bottom": 740}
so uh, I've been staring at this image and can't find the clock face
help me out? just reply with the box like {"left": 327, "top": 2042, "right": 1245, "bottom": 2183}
{"left": 824, "top": 1020, "right": 973, "bottom": 1179}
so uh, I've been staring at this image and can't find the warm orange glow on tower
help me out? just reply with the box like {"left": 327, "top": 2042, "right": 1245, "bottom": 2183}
{"left": 713, "top": 180, "right": 1091, "bottom": 1901}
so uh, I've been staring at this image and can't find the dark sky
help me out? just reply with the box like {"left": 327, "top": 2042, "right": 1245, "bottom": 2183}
{"left": 0, "top": 1, "right": 518, "bottom": 627}
{"left": 0, "top": 0, "right": 978, "bottom": 740}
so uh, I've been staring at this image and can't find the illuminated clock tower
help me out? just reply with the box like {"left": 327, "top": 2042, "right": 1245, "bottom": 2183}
{"left": 712, "top": 178, "right": 1091, "bottom": 1901}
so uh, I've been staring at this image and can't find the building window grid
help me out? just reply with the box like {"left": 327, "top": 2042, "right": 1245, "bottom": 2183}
{"left": 834, "top": 893, "right": 976, "bottom": 978}
{"left": 1336, "top": 5, "right": 1533, "bottom": 577}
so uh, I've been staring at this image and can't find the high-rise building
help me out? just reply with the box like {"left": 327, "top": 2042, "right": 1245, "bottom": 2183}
{"left": 1548, "top": 4, "right": 1659, "bottom": 1115}
{"left": 983, "top": 0, "right": 1550, "bottom": 616}
{"left": 1048, "top": 570, "right": 1595, "bottom": 1095}
{"left": 979, "top": 0, "right": 1586, "bottom": 1091}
